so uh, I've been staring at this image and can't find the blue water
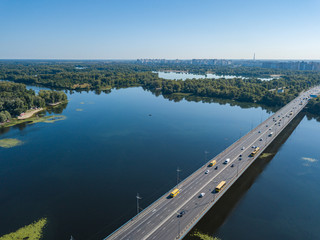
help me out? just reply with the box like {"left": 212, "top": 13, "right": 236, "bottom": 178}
{"left": 0, "top": 87, "right": 319, "bottom": 240}
{"left": 155, "top": 71, "right": 275, "bottom": 81}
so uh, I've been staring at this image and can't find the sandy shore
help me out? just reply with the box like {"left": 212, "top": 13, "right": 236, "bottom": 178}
{"left": 18, "top": 108, "right": 44, "bottom": 120}
{"left": 47, "top": 102, "right": 61, "bottom": 106}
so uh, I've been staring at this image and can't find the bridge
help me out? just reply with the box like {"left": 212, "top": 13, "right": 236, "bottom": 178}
{"left": 105, "top": 87, "right": 320, "bottom": 240}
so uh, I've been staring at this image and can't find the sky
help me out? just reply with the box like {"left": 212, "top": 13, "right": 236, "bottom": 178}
{"left": 0, "top": 0, "right": 319, "bottom": 60}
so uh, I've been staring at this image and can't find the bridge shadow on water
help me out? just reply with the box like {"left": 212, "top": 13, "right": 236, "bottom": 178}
{"left": 185, "top": 112, "right": 306, "bottom": 240}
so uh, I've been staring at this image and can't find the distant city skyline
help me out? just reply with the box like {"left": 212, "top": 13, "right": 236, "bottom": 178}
{"left": 1, "top": 0, "right": 319, "bottom": 60}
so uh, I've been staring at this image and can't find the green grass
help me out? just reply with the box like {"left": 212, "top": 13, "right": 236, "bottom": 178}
{"left": 191, "top": 230, "right": 221, "bottom": 240}
{"left": 0, "top": 138, "right": 23, "bottom": 148}
{"left": 259, "top": 153, "right": 274, "bottom": 158}
{"left": 99, "top": 86, "right": 112, "bottom": 90}
{"left": 0, "top": 218, "right": 47, "bottom": 240}
{"left": 1, "top": 115, "right": 66, "bottom": 128}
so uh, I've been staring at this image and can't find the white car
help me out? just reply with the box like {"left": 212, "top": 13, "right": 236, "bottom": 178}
{"left": 241, "top": 147, "right": 245, "bottom": 150}
{"left": 205, "top": 170, "right": 209, "bottom": 174}
{"left": 224, "top": 158, "right": 230, "bottom": 164}
{"left": 199, "top": 193, "right": 205, "bottom": 198}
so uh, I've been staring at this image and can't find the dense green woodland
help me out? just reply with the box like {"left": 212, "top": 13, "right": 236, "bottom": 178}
{"left": 0, "top": 61, "right": 319, "bottom": 119}
{"left": 0, "top": 81, "right": 67, "bottom": 123}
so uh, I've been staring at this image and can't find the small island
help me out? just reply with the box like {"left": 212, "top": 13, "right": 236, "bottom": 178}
{"left": 0, "top": 81, "right": 67, "bottom": 128}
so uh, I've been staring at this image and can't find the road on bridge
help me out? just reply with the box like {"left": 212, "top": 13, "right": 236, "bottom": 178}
{"left": 105, "top": 86, "right": 320, "bottom": 240}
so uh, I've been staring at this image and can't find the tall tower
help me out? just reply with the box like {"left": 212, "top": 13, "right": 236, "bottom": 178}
{"left": 253, "top": 53, "right": 256, "bottom": 61}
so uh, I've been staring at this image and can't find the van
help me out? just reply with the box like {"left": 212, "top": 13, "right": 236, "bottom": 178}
{"left": 224, "top": 158, "right": 230, "bottom": 164}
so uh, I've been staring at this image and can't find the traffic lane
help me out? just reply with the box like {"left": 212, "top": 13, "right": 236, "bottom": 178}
{"left": 124, "top": 164, "right": 223, "bottom": 239}
{"left": 118, "top": 168, "right": 213, "bottom": 239}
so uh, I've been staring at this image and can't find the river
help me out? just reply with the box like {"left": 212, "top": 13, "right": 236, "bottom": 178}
{"left": 155, "top": 71, "right": 275, "bottom": 81}
{"left": 0, "top": 86, "right": 319, "bottom": 240}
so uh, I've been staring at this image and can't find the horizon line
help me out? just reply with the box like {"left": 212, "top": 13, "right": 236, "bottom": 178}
{"left": 0, "top": 58, "right": 320, "bottom": 61}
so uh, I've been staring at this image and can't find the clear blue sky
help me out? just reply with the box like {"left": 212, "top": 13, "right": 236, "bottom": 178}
{"left": 1, "top": 0, "right": 319, "bottom": 59}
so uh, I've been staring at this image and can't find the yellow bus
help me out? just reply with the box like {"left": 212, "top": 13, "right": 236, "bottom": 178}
{"left": 250, "top": 147, "right": 260, "bottom": 157}
{"left": 208, "top": 160, "right": 217, "bottom": 167}
{"left": 170, "top": 188, "right": 180, "bottom": 198}
{"left": 215, "top": 181, "right": 226, "bottom": 192}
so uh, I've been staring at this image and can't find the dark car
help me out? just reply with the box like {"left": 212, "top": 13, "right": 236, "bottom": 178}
{"left": 178, "top": 210, "right": 186, "bottom": 218}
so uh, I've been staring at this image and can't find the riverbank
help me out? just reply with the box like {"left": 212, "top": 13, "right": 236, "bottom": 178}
{"left": 18, "top": 108, "right": 44, "bottom": 120}
{"left": 1, "top": 101, "right": 66, "bottom": 128}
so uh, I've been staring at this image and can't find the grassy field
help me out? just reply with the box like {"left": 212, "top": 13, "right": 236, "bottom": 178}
{"left": 0, "top": 218, "right": 47, "bottom": 240}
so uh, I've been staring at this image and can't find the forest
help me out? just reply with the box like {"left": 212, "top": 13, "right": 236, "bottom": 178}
{"left": 0, "top": 81, "right": 67, "bottom": 123}
{"left": 0, "top": 60, "right": 319, "bottom": 116}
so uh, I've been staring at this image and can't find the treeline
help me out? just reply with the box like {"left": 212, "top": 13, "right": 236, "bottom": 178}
{"left": 0, "top": 81, "right": 67, "bottom": 123}
{"left": 307, "top": 97, "right": 320, "bottom": 115}
{"left": 0, "top": 61, "right": 319, "bottom": 109}
{"left": 38, "top": 90, "right": 67, "bottom": 104}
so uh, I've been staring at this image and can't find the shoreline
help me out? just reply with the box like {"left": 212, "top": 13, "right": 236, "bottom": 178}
{"left": 1, "top": 101, "right": 66, "bottom": 128}
{"left": 18, "top": 108, "right": 44, "bottom": 120}
{"left": 47, "top": 102, "right": 61, "bottom": 106}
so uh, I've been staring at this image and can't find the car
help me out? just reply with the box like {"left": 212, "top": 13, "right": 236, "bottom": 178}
{"left": 239, "top": 157, "right": 242, "bottom": 160}
{"left": 205, "top": 170, "right": 209, "bottom": 174}
{"left": 224, "top": 158, "right": 230, "bottom": 164}
{"left": 241, "top": 146, "right": 245, "bottom": 150}
{"left": 260, "top": 138, "right": 263, "bottom": 141}
{"left": 215, "top": 166, "right": 218, "bottom": 170}
{"left": 231, "top": 164, "right": 234, "bottom": 167}
{"left": 266, "top": 125, "right": 268, "bottom": 127}
{"left": 252, "top": 145, "right": 256, "bottom": 148}
{"left": 199, "top": 193, "right": 205, "bottom": 198}
{"left": 269, "top": 128, "right": 272, "bottom": 130}
{"left": 178, "top": 210, "right": 185, "bottom": 218}
{"left": 239, "top": 154, "right": 242, "bottom": 157}
{"left": 258, "top": 130, "right": 261, "bottom": 133}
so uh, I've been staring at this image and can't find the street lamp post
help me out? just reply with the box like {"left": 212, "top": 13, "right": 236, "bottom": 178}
{"left": 136, "top": 193, "right": 142, "bottom": 215}
{"left": 204, "top": 151, "right": 209, "bottom": 165}
{"left": 177, "top": 167, "right": 181, "bottom": 189}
